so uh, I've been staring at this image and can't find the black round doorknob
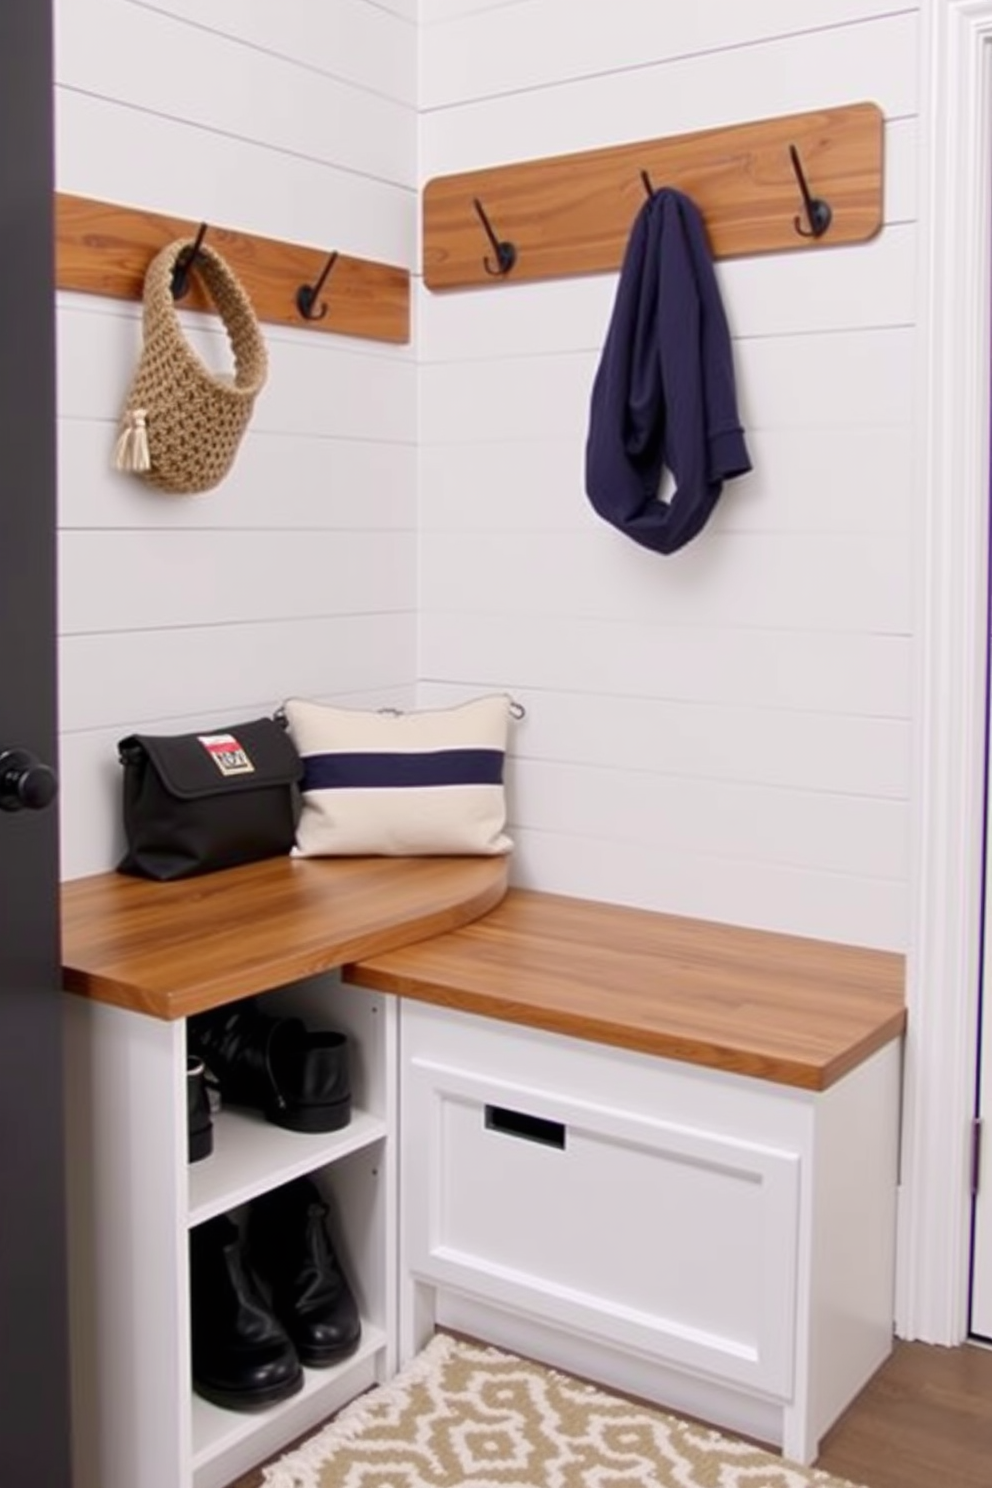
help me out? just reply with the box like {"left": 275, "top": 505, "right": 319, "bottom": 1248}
{"left": 0, "top": 749, "right": 58, "bottom": 812}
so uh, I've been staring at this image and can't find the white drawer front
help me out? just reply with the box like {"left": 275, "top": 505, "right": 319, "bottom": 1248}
{"left": 404, "top": 1057, "right": 800, "bottom": 1397}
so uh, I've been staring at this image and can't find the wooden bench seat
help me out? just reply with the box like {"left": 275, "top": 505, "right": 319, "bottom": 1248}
{"left": 347, "top": 886, "right": 906, "bottom": 1090}
{"left": 60, "top": 855, "right": 509, "bottom": 1020}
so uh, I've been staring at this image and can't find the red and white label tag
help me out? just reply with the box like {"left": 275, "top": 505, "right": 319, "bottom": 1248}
{"left": 198, "top": 732, "right": 255, "bottom": 777}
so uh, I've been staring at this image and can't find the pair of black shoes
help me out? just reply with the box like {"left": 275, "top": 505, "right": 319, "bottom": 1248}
{"left": 188, "top": 998, "right": 352, "bottom": 1136}
{"left": 190, "top": 1177, "right": 362, "bottom": 1412}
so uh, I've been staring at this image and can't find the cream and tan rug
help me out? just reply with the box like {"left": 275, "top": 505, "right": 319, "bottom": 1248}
{"left": 262, "top": 1333, "right": 866, "bottom": 1488}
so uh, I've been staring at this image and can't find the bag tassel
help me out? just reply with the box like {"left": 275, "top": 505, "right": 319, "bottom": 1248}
{"left": 114, "top": 408, "right": 151, "bottom": 473}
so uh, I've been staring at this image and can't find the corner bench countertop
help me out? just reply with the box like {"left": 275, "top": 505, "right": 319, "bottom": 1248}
{"left": 345, "top": 888, "right": 906, "bottom": 1091}
{"left": 60, "top": 856, "right": 510, "bottom": 1021}
{"left": 61, "top": 861, "right": 906, "bottom": 1091}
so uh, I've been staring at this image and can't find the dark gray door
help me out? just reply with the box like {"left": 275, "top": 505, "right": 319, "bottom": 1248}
{"left": 0, "top": 2, "right": 72, "bottom": 1482}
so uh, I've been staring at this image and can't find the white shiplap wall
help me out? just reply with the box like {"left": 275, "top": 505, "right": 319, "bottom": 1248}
{"left": 418, "top": 2, "right": 920, "bottom": 950}
{"left": 54, "top": 0, "right": 419, "bottom": 879}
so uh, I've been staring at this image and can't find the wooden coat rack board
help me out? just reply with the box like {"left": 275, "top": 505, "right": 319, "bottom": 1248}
{"left": 422, "top": 102, "right": 883, "bottom": 291}
{"left": 56, "top": 194, "right": 410, "bottom": 344}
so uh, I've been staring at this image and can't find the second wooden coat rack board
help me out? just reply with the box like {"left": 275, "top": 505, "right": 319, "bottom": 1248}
{"left": 56, "top": 195, "right": 410, "bottom": 344}
{"left": 54, "top": 103, "right": 881, "bottom": 335}
{"left": 422, "top": 103, "right": 883, "bottom": 290}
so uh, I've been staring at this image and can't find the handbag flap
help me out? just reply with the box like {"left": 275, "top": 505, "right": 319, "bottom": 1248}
{"left": 119, "top": 719, "right": 302, "bottom": 800}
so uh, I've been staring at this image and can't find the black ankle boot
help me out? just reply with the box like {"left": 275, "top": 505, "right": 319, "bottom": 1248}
{"left": 189, "top": 1214, "right": 303, "bottom": 1411}
{"left": 187, "top": 1056, "right": 213, "bottom": 1163}
{"left": 188, "top": 998, "right": 351, "bottom": 1133}
{"left": 247, "top": 1178, "right": 362, "bottom": 1368}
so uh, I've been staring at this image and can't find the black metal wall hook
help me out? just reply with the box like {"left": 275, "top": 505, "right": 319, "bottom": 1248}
{"left": 296, "top": 250, "right": 339, "bottom": 321}
{"left": 788, "top": 145, "right": 832, "bottom": 239}
{"left": 170, "top": 221, "right": 209, "bottom": 300}
{"left": 640, "top": 169, "right": 655, "bottom": 199}
{"left": 472, "top": 197, "right": 516, "bottom": 277}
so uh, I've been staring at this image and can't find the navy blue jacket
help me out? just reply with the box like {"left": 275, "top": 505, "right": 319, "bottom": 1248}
{"left": 585, "top": 188, "right": 751, "bottom": 554}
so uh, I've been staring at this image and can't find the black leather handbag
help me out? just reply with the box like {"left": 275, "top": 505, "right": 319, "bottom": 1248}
{"left": 117, "top": 717, "right": 303, "bottom": 881}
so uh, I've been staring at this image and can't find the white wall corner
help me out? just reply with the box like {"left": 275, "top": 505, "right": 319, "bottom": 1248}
{"left": 899, "top": 0, "right": 992, "bottom": 1343}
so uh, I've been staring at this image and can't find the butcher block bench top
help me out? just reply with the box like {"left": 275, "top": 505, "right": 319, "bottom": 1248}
{"left": 346, "top": 888, "right": 906, "bottom": 1091}
{"left": 61, "top": 859, "right": 906, "bottom": 1090}
{"left": 60, "top": 855, "right": 510, "bottom": 1021}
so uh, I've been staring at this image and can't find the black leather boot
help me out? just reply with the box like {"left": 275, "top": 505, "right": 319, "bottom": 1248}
{"left": 189, "top": 1214, "right": 303, "bottom": 1411}
{"left": 187, "top": 1056, "right": 213, "bottom": 1162}
{"left": 247, "top": 1178, "right": 362, "bottom": 1368}
{"left": 188, "top": 998, "right": 351, "bottom": 1133}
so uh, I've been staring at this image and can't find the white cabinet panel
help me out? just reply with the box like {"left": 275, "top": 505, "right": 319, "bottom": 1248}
{"left": 406, "top": 1057, "right": 800, "bottom": 1393}
{"left": 399, "top": 1002, "right": 902, "bottom": 1463}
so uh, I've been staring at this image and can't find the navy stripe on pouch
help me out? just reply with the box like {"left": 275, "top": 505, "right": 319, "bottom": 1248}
{"left": 303, "top": 748, "right": 505, "bottom": 791}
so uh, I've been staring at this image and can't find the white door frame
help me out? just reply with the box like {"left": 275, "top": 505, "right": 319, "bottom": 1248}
{"left": 898, "top": 0, "right": 992, "bottom": 1343}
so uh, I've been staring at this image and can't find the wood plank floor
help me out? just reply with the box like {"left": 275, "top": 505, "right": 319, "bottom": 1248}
{"left": 815, "top": 1339, "right": 992, "bottom": 1488}
{"left": 224, "top": 1340, "right": 992, "bottom": 1488}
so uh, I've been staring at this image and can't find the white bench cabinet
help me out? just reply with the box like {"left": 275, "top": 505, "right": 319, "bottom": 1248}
{"left": 397, "top": 1001, "right": 901, "bottom": 1466}
{"left": 349, "top": 886, "right": 907, "bottom": 1468}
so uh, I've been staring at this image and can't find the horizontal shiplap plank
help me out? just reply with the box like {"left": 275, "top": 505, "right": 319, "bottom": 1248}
{"left": 419, "top": 328, "right": 914, "bottom": 443}
{"left": 419, "top": 529, "right": 909, "bottom": 634}
{"left": 56, "top": 301, "right": 417, "bottom": 441}
{"left": 419, "top": 424, "right": 911, "bottom": 537}
{"left": 509, "top": 758, "right": 906, "bottom": 879}
{"left": 884, "top": 116, "right": 919, "bottom": 223}
{"left": 422, "top": 0, "right": 909, "bottom": 22}
{"left": 59, "top": 726, "right": 136, "bottom": 881}
{"left": 739, "top": 329, "right": 915, "bottom": 432}
{"left": 58, "top": 419, "right": 417, "bottom": 531}
{"left": 417, "top": 222, "right": 915, "bottom": 358}
{"left": 422, "top": 2, "right": 916, "bottom": 104}
{"left": 417, "top": 681, "right": 910, "bottom": 800}
{"left": 58, "top": 288, "right": 415, "bottom": 371}
{"left": 505, "top": 826, "right": 907, "bottom": 952}
{"left": 59, "top": 613, "right": 416, "bottom": 732}
{"left": 59, "top": 679, "right": 419, "bottom": 880}
{"left": 57, "top": 0, "right": 416, "bottom": 188}
{"left": 55, "top": 92, "right": 416, "bottom": 269}
{"left": 59, "top": 529, "right": 416, "bottom": 633}
{"left": 420, "top": 14, "right": 918, "bottom": 174}
{"left": 128, "top": 0, "right": 417, "bottom": 107}
{"left": 422, "top": 0, "right": 535, "bottom": 25}
{"left": 372, "top": 0, "right": 417, "bottom": 20}
{"left": 418, "top": 611, "right": 911, "bottom": 718}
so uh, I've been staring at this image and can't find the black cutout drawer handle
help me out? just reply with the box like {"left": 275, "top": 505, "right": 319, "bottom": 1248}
{"left": 485, "top": 1104, "right": 566, "bottom": 1150}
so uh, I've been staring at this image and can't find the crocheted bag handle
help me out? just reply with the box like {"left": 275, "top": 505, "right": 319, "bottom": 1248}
{"left": 114, "top": 239, "right": 268, "bottom": 495}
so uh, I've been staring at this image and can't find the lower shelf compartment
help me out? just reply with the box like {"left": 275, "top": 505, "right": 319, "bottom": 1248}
{"left": 192, "top": 1322, "right": 386, "bottom": 1488}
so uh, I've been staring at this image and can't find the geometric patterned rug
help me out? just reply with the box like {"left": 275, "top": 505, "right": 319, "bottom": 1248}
{"left": 261, "top": 1333, "right": 867, "bottom": 1488}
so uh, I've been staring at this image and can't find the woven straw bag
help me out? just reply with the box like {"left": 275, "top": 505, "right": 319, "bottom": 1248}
{"left": 114, "top": 239, "right": 268, "bottom": 494}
